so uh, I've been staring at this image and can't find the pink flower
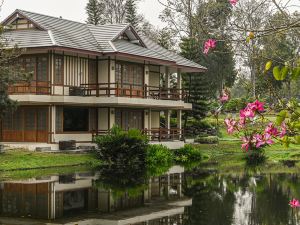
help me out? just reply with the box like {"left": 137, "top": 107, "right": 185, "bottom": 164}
{"left": 203, "top": 39, "right": 217, "bottom": 54}
{"left": 279, "top": 122, "right": 287, "bottom": 138}
{"left": 241, "top": 137, "right": 251, "bottom": 151}
{"left": 225, "top": 118, "right": 236, "bottom": 134}
{"left": 265, "top": 123, "right": 279, "bottom": 137}
{"left": 240, "top": 108, "right": 255, "bottom": 118}
{"left": 229, "top": 0, "right": 238, "bottom": 5}
{"left": 220, "top": 93, "right": 229, "bottom": 103}
{"left": 253, "top": 134, "right": 264, "bottom": 148}
{"left": 247, "top": 100, "right": 265, "bottom": 112}
{"left": 253, "top": 133, "right": 274, "bottom": 148}
{"left": 289, "top": 199, "right": 300, "bottom": 208}
{"left": 239, "top": 116, "right": 246, "bottom": 127}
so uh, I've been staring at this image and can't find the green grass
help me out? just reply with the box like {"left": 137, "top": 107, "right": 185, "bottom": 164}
{"left": 0, "top": 149, "right": 100, "bottom": 171}
{"left": 197, "top": 141, "right": 300, "bottom": 174}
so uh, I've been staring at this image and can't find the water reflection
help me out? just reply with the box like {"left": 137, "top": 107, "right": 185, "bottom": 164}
{"left": 0, "top": 168, "right": 300, "bottom": 224}
{"left": 183, "top": 172, "right": 300, "bottom": 225}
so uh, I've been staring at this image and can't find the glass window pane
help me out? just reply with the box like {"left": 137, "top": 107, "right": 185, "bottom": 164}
{"left": 63, "top": 107, "right": 89, "bottom": 132}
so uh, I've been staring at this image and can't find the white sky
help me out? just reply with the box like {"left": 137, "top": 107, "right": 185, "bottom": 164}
{"left": 0, "top": 0, "right": 298, "bottom": 28}
{"left": 0, "top": 0, "right": 166, "bottom": 28}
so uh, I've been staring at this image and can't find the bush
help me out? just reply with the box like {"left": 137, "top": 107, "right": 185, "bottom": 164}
{"left": 223, "top": 98, "right": 248, "bottom": 112}
{"left": 146, "top": 144, "right": 173, "bottom": 176}
{"left": 93, "top": 126, "right": 149, "bottom": 166}
{"left": 195, "top": 136, "right": 219, "bottom": 144}
{"left": 174, "top": 144, "right": 203, "bottom": 163}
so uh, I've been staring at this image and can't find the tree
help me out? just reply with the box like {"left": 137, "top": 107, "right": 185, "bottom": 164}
{"left": 86, "top": 0, "right": 103, "bottom": 25}
{"left": 125, "top": 0, "right": 139, "bottom": 28}
{"left": 0, "top": 26, "right": 29, "bottom": 121}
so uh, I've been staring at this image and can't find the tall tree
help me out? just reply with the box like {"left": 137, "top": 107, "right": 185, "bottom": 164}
{"left": 0, "top": 26, "right": 29, "bottom": 121}
{"left": 125, "top": 0, "right": 139, "bottom": 28}
{"left": 86, "top": 0, "right": 103, "bottom": 25}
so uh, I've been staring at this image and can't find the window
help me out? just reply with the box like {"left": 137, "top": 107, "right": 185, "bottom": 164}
{"left": 18, "top": 56, "right": 48, "bottom": 81}
{"left": 115, "top": 63, "right": 144, "bottom": 88}
{"left": 37, "top": 57, "right": 47, "bottom": 81}
{"left": 88, "top": 60, "right": 97, "bottom": 84}
{"left": 115, "top": 109, "right": 143, "bottom": 130}
{"left": 63, "top": 107, "right": 89, "bottom": 132}
{"left": 9, "top": 18, "right": 36, "bottom": 30}
{"left": 54, "top": 55, "right": 64, "bottom": 84}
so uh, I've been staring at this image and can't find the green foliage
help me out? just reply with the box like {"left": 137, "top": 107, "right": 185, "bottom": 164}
{"left": 125, "top": 0, "right": 139, "bottom": 28}
{"left": 273, "top": 66, "right": 289, "bottom": 81}
{"left": 86, "top": 0, "right": 105, "bottom": 25}
{"left": 93, "top": 126, "right": 149, "bottom": 165}
{"left": 146, "top": 144, "right": 174, "bottom": 176}
{"left": 0, "top": 26, "right": 29, "bottom": 120}
{"left": 195, "top": 136, "right": 219, "bottom": 144}
{"left": 223, "top": 98, "right": 248, "bottom": 112}
{"left": 174, "top": 144, "right": 203, "bottom": 164}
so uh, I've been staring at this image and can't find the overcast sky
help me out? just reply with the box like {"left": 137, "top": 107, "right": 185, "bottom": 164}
{"left": 0, "top": 0, "right": 166, "bottom": 28}
{"left": 1, "top": 0, "right": 299, "bottom": 28}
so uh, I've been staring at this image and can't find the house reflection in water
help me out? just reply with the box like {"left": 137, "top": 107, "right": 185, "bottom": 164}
{"left": 0, "top": 166, "right": 188, "bottom": 225}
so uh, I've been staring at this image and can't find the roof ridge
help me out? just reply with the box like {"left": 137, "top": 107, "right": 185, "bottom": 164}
{"left": 17, "top": 9, "right": 86, "bottom": 26}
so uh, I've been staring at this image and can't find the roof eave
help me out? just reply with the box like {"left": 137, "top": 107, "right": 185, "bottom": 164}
{"left": 177, "top": 65, "right": 207, "bottom": 73}
{"left": 1, "top": 9, "right": 46, "bottom": 31}
{"left": 104, "top": 52, "right": 176, "bottom": 66}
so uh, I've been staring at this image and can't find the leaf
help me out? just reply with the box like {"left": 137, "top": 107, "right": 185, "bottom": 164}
{"left": 246, "top": 37, "right": 251, "bottom": 43}
{"left": 291, "top": 67, "right": 300, "bottom": 80}
{"left": 276, "top": 110, "right": 288, "bottom": 126}
{"left": 273, "top": 66, "right": 289, "bottom": 81}
{"left": 294, "top": 136, "right": 300, "bottom": 144}
{"left": 265, "top": 61, "right": 272, "bottom": 71}
{"left": 282, "top": 136, "right": 290, "bottom": 148}
{"left": 273, "top": 66, "right": 281, "bottom": 80}
{"left": 281, "top": 66, "right": 289, "bottom": 80}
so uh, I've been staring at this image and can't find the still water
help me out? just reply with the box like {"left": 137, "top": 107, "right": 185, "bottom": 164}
{"left": 0, "top": 165, "right": 299, "bottom": 225}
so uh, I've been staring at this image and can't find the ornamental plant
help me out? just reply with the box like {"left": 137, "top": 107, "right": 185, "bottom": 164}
{"left": 224, "top": 100, "right": 287, "bottom": 163}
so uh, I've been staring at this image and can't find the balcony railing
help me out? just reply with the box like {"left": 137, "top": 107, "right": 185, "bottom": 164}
{"left": 8, "top": 82, "right": 188, "bottom": 101}
{"left": 79, "top": 83, "right": 187, "bottom": 101}
{"left": 8, "top": 81, "right": 51, "bottom": 95}
{"left": 92, "top": 128, "right": 184, "bottom": 142}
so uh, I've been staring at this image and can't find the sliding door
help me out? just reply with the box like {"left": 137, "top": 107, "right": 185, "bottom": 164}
{"left": 2, "top": 107, "right": 49, "bottom": 142}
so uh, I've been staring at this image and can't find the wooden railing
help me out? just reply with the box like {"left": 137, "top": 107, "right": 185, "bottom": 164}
{"left": 8, "top": 81, "right": 51, "bottom": 95}
{"left": 92, "top": 128, "right": 184, "bottom": 142}
{"left": 8, "top": 81, "right": 188, "bottom": 101}
{"left": 144, "top": 128, "right": 184, "bottom": 142}
{"left": 79, "top": 83, "right": 187, "bottom": 101}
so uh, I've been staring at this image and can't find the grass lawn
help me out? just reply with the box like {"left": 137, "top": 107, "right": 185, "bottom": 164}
{"left": 0, "top": 149, "right": 100, "bottom": 171}
{"left": 197, "top": 140, "right": 300, "bottom": 174}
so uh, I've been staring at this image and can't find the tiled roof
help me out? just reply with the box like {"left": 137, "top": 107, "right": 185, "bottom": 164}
{"left": 1, "top": 9, "right": 207, "bottom": 72}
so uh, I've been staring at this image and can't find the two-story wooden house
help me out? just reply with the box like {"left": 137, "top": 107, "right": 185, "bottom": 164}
{"left": 0, "top": 9, "right": 206, "bottom": 150}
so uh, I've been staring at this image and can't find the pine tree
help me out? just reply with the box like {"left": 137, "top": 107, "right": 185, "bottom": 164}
{"left": 86, "top": 0, "right": 103, "bottom": 25}
{"left": 125, "top": 0, "right": 139, "bottom": 28}
{"left": 180, "top": 37, "right": 212, "bottom": 130}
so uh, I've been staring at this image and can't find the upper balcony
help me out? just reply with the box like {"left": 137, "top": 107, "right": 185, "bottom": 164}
{"left": 8, "top": 54, "right": 192, "bottom": 110}
{"left": 9, "top": 82, "right": 187, "bottom": 101}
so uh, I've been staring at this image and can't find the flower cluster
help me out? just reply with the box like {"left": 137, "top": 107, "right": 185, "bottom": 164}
{"left": 203, "top": 39, "right": 217, "bottom": 54}
{"left": 219, "top": 91, "right": 230, "bottom": 103}
{"left": 229, "top": 0, "right": 238, "bottom": 6}
{"left": 290, "top": 199, "right": 300, "bottom": 208}
{"left": 224, "top": 100, "right": 287, "bottom": 151}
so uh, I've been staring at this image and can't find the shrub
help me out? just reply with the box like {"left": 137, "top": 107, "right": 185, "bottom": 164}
{"left": 195, "top": 136, "right": 219, "bottom": 144}
{"left": 174, "top": 144, "right": 203, "bottom": 163}
{"left": 146, "top": 144, "right": 174, "bottom": 176}
{"left": 93, "top": 126, "right": 149, "bottom": 166}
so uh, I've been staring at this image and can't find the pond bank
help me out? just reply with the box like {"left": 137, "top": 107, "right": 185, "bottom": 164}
{"left": 0, "top": 150, "right": 99, "bottom": 172}
{"left": 198, "top": 141, "right": 300, "bottom": 173}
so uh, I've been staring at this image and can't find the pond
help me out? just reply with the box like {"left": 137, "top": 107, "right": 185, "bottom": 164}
{"left": 0, "top": 165, "right": 299, "bottom": 225}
